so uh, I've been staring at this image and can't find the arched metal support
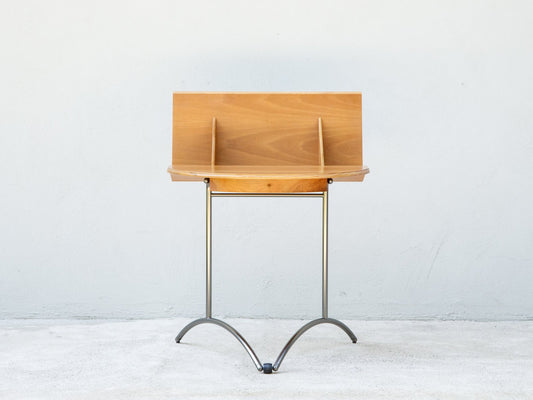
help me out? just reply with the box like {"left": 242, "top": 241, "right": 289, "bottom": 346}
{"left": 176, "top": 317, "right": 264, "bottom": 371}
{"left": 273, "top": 317, "right": 357, "bottom": 372}
{"left": 175, "top": 179, "right": 358, "bottom": 373}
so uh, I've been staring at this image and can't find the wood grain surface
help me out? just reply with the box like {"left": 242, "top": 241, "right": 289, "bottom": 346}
{"left": 169, "top": 92, "right": 368, "bottom": 190}
{"left": 168, "top": 165, "right": 368, "bottom": 181}
{"left": 172, "top": 92, "right": 362, "bottom": 166}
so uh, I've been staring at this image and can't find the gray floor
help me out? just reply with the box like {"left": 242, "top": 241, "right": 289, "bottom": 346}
{"left": 0, "top": 318, "right": 532, "bottom": 399}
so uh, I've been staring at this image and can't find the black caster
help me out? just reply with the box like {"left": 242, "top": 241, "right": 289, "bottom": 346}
{"left": 262, "top": 363, "right": 273, "bottom": 374}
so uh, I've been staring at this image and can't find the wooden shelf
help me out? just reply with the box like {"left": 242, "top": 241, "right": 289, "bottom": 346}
{"left": 168, "top": 164, "right": 369, "bottom": 180}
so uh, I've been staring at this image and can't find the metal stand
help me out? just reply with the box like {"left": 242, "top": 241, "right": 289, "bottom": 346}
{"left": 175, "top": 178, "right": 357, "bottom": 373}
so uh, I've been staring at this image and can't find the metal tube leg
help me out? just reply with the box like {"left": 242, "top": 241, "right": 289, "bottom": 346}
{"left": 322, "top": 190, "right": 328, "bottom": 319}
{"left": 273, "top": 317, "right": 357, "bottom": 371}
{"left": 175, "top": 317, "right": 263, "bottom": 371}
{"left": 176, "top": 180, "right": 357, "bottom": 373}
{"left": 175, "top": 178, "right": 265, "bottom": 372}
{"left": 272, "top": 183, "right": 357, "bottom": 372}
{"left": 206, "top": 178, "right": 212, "bottom": 318}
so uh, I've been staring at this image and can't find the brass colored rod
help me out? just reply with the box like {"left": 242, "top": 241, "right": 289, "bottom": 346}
{"left": 206, "top": 180, "right": 212, "bottom": 318}
{"left": 322, "top": 189, "right": 328, "bottom": 318}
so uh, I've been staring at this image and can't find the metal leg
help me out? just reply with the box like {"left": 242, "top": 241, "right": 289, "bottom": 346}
{"left": 322, "top": 189, "right": 328, "bottom": 318}
{"left": 206, "top": 178, "right": 212, "bottom": 318}
{"left": 273, "top": 317, "right": 357, "bottom": 371}
{"left": 176, "top": 179, "right": 264, "bottom": 372}
{"left": 175, "top": 181, "right": 357, "bottom": 373}
{"left": 272, "top": 185, "right": 357, "bottom": 372}
{"left": 175, "top": 317, "right": 263, "bottom": 371}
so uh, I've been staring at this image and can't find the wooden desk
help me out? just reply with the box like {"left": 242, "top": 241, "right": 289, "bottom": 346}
{"left": 169, "top": 92, "right": 369, "bottom": 373}
{"left": 168, "top": 92, "right": 369, "bottom": 191}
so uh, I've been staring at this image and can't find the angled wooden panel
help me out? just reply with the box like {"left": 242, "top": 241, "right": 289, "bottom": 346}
{"left": 172, "top": 92, "right": 362, "bottom": 166}
{"left": 210, "top": 178, "right": 328, "bottom": 193}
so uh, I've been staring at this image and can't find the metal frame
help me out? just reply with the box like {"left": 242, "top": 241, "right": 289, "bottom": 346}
{"left": 175, "top": 178, "right": 357, "bottom": 373}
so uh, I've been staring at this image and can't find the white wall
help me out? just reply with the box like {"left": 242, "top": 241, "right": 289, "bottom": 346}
{"left": 1, "top": 0, "right": 532, "bottom": 320}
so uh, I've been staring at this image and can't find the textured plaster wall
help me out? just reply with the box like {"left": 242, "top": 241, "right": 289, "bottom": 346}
{"left": 1, "top": 0, "right": 532, "bottom": 319}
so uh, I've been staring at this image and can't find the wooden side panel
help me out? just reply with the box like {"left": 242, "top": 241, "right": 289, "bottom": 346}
{"left": 172, "top": 93, "right": 362, "bottom": 166}
{"left": 210, "top": 178, "right": 328, "bottom": 193}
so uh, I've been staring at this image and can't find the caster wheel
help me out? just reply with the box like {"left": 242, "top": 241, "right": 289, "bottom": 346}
{"left": 262, "top": 363, "right": 273, "bottom": 374}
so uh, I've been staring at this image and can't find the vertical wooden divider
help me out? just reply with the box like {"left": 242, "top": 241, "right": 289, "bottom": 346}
{"left": 318, "top": 117, "right": 325, "bottom": 168}
{"left": 211, "top": 117, "right": 216, "bottom": 167}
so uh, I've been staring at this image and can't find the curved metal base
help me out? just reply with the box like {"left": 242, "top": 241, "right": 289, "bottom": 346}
{"left": 176, "top": 317, "right": 263, "bottom": 371}
{"left": 176, "top": 185, "right": 357, "bottom": 373}
{"left": 273, "top": 318, "right": 357, "bottom": 371}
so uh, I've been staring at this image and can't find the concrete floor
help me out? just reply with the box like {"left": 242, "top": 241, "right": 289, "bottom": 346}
{"left": 0, "top": 318, "right": 532, "bottom": 399}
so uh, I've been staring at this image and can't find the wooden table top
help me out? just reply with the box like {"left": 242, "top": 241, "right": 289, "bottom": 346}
{"left": 168, "top": 164, "right": 369, "bottom": 181}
